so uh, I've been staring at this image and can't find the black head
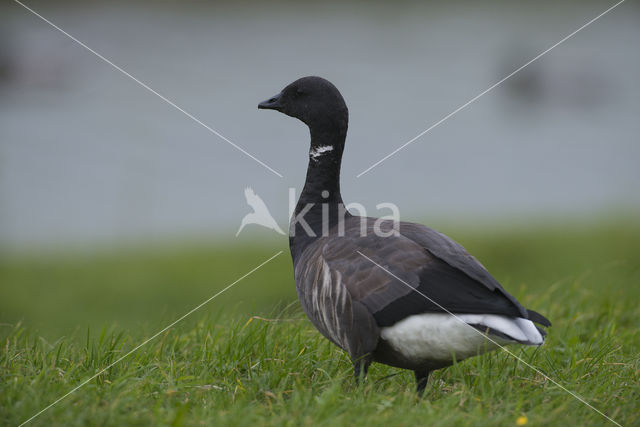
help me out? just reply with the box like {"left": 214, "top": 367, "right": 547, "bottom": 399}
{"left": 258, "top": 76, "right": 348, "bottom": 130}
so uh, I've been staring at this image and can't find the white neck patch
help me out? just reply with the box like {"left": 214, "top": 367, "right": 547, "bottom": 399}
{"left": 310, "top": 145, "right": 334, "bottom": 161}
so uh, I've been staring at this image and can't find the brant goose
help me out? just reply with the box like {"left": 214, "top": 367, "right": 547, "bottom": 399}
{"left": 258, "top": 76, "right": 550, "bottom": 394}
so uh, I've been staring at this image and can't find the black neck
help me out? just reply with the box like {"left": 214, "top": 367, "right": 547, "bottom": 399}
{"left": 298, "top": 126, "right": 346, "bottom": 206}
{"left": 290, "top": 123, "right": 349, "bottom": 257}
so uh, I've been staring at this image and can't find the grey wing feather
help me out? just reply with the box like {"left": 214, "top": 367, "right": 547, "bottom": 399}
{"left": 319, "top": 218, "right": 530, "bottom": 321}
{"left": 398, "top": 221, "right": 528, "bottom": 318}
{"left": 399, "top": 222, "right": 501, "bottom": 289}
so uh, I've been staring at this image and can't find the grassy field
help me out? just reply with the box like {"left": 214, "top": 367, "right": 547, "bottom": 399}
{"left": 1, "top": 221, "right": 639, "bottom": 426}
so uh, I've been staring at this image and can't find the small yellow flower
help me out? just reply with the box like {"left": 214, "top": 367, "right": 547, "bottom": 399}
{"left": 516, "top": 415, "right": 528, "bottom": 426}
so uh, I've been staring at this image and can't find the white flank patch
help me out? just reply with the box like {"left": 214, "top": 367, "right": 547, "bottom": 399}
{"left": 380, "top": 313, "right": 543, "bottom": 364}
{"left": 310, "top": 145, "right": 334, "bottom": 161}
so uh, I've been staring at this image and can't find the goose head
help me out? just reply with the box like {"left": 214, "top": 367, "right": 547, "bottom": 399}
{"left": 258, "top": 76, "right": 348, "bottom": 133}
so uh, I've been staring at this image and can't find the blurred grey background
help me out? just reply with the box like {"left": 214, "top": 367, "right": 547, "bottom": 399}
{"left": 1, "top": 0, "right": 639, "bottom": 250}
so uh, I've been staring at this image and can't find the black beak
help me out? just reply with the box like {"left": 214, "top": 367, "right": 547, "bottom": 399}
{"left": 258, "top": 92, "right": 282, "bottom": 110}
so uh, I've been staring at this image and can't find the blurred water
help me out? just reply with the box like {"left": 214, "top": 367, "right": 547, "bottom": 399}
{"left": 1, "top": 0, "right": 639, "bottom": 249}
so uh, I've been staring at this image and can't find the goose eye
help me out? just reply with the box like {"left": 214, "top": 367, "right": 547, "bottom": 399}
{"left": 296, "top": 88, "right": 305, "bottom": 95}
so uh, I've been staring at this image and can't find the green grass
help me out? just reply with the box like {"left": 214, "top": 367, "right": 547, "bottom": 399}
{"left": 2, "top": 221, "right": 640, "bottom": 426}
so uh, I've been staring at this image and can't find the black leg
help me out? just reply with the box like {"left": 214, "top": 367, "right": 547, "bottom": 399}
{"left": 414, "top": 369, "right": 430, "bottom": 396}
{"left": 353, "top": 355, "right": 372, "bottom": 385}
